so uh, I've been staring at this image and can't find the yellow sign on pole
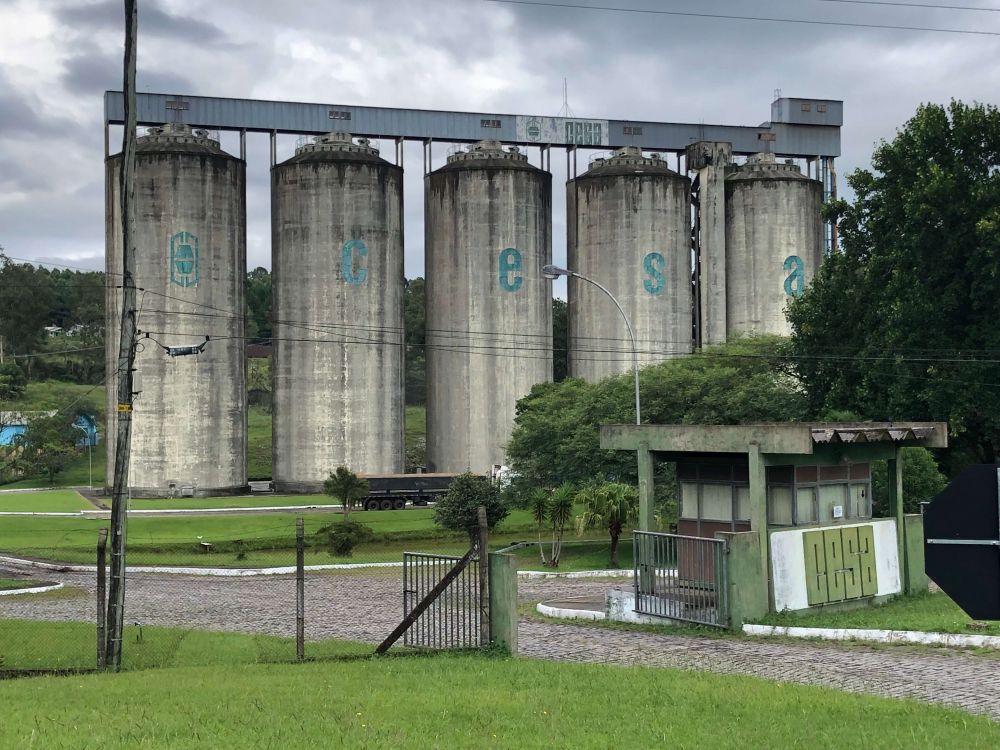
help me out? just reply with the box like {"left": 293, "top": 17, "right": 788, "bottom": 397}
{"left": 117, "top": 403, "right": 132, "bottom": 413}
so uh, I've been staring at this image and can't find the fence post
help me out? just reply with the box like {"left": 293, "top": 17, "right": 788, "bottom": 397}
{"left": 296, "top": 517, "right": 305, "bottom": 661}
{"left": 477, "top": 505, "right": 489, "bottom": 646}
{"left": 488, "top": 552, "right": 517, "bottom": 655}
{"left": 97, "top": 528, "right": 108, "bottom": 669}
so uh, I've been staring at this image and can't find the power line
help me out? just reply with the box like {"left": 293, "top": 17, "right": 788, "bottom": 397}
{"left": 484, "top": 0, "right": 1000, "bottom": 35}
{"left": 814, "top": 0, "right": 1000, "bottom": 12}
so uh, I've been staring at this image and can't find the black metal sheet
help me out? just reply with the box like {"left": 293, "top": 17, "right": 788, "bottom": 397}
{"left": 924, "top": 464, "right": 1000, "bottom": 620}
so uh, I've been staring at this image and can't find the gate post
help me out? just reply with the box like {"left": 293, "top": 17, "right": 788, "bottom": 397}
{"left": 477, "top": 506, "right": 490, "bottom": 646}
{"left": 488, "top": 552, "right": 518, "bottom": 655}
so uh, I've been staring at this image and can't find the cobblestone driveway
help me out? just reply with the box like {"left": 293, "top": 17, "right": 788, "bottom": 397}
{"left": 3, "top": 565, "right": 998, "bottom": 720}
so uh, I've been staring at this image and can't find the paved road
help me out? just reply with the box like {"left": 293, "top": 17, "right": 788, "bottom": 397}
{"left": 2, "top": 565, "right": 998, "bottom": 720}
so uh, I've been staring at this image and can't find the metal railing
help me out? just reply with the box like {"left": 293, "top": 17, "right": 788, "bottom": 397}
{"left": 402, "top": 551, "right": 480, "bottom": 648}
{"left": 632, "top": 531, "right": 728, "bottom": 627}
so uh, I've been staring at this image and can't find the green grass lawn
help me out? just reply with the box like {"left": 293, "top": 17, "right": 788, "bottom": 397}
{"left": 0, "top": 635, "right": 994, "bottom": 748}
{"left": 0, "top": 619, "right": 370, "bottom": 672}
{"left": 756, "top": 591, "right": 1000, "bottom": 636}
{"left": 0, "top": 489, "right": 93, "bottom": 512}
{"left": 0, "top": 506, "right": 549, "bottom": 567}
{"left": 0, "top": 578, "right": 38, "bottom": 591}
{"left": 247, "top": 404, "right": 271, "bottom": 479}
{"left": 127, "top": 494, "right": 347, "bottom": 510}
{"left": 512, "top": 538, "right": 634, "bottom": 572}
{"left": 3, "top": 380, "right": 106, "bottom": 413}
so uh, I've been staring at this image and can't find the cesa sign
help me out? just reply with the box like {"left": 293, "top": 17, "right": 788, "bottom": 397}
{"left": 924, "top": 464, "right": 1000, "bottom": 620}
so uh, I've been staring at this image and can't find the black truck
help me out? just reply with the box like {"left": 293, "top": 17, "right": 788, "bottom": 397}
{"left": 360, "top": 473, "right": 459, "bottom": 510}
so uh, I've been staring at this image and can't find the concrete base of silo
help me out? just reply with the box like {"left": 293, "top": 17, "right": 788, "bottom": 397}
{"left": 126, "top": 483, "right": 251, "bottom": 499}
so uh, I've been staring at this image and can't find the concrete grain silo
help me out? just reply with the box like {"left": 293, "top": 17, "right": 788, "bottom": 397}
{"left": 105, "top": 123, "right": 247, "bottom": 497}
{"left": 724, "top": 153, "right": 823, "bottom": 336}
{"left": 271, "top": 133, "right": 404, "bottom": 492}
{"left": 567, "top": 147, "right": 692, "bottom": 381}
{"left": 425, "top": 141, "right": 552, "bottom": 474}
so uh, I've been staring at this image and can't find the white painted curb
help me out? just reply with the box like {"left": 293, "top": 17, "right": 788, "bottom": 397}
{"left": 518, "top": 569, "right": 633, "bottom": 579}
{"left": 536, "top": 602, "right": 606, "bottom": 621}
{"left": 0, "top": 555, "right": 402, "bottom": 577}
{"left": 0, "top": 582, "right": 63, "bottom": 597}
{"left": 743, "top": 623, "right": 1000, "bottom": 649}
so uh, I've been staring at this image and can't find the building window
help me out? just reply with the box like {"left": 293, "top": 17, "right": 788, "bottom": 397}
{"left": 480, "top": 119, "right": 502, "bottom": 129}
{"left": 801, "top": 102, "right": 812, "bottom": 112}
{"left": 817, "top": 103, "right": 828, "bottom": 113}
{"left": 329, "top": 110, "right": 351, "bottom": 120}
{"left": 768, "top": 486, "right": 794, "bottom": 526}
{"left": 623, "top": 125, "right": 643, "bottom": 136}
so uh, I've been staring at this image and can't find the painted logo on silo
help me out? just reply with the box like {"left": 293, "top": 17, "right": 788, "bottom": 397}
{"left": 342, "top": 240, "right": 368, "bottom": 285}
{"left": 643, "top": 252, "right": 665, "bottom": 295}
{"left": 498, "top": 248, "right": 523, "bottom": 292}
{"left": 783, "top": 255, "right": 805, "bottom": 297}
{"left": 169, "top": 231, "right": 199, "bottom": 288}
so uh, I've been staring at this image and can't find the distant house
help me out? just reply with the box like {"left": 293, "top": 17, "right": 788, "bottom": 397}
{"left": 0, "top": 412, "right": 100, "bottom": 447}
{"left": 43, "top": 325, "right": 64, "bottom": 337}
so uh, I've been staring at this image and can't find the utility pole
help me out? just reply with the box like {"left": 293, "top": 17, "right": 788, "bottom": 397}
{"left": 105, "top": 0, "right": 138, "bottom": 671}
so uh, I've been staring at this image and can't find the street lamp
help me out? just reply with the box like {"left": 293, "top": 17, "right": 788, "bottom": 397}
{"left": 542, "top": 264, "right": 640, "bottom": 425}
{"left": 72, "top": 422, "right": 93, "bottom": 490}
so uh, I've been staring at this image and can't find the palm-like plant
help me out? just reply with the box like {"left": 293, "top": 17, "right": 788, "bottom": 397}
{"left": 323, "top": 466, "right": 370, "bottom": 522}
{"left": 529, "top": 488, "right": 550, "bottom": 565}
{"left": 575, "top": 482, "right": 639, "bottom": 568}
{"left": 548, "top": 483, "right": 575, "bottom": 567}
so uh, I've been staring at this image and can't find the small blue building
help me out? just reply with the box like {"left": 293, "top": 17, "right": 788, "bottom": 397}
{"left": 0, "top": 413, "right": 100, "bottom": 447}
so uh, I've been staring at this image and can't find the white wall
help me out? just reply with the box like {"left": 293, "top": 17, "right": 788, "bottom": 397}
{"left": 770, "top": 519, "right": 900, "bottom": 612}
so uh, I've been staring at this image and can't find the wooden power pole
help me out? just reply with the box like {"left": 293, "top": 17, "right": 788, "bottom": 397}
{"left": 105, "top": 0, "right": 138, "bottom": 671}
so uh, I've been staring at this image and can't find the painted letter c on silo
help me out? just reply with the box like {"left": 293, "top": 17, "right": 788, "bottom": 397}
{"left": 498, "top": 248, "right": 523, "bottom": 292}
{"left": 783, "top": 255, "right": 805, "bottom": 297}
{"left": 643, "top": 252, "right": 665, "bottom": 295}
{"left": 342, "top": 240, "right": 368, "bottom": 286}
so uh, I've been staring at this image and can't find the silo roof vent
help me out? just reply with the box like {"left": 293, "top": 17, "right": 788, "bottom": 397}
{"left": 138, "top": 122, "right": 221, "bottom": 148}
{"left": 294, "top": 131, "right": 380, "bottom": 157}
{"left": 446, "top": 140, "right": 528, "bottom": 164}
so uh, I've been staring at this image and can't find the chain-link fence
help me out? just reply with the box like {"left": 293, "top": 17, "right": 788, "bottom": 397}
{"left": 0, "top": 510, "right": 485, "bottom": 674}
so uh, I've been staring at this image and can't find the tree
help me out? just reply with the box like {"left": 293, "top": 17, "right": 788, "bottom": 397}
{"left": 433, "top": 472, "right": 508, "bottom": 543}
{"left": 871, "top": 447, "right": 948, "bottom": 516}
{"left": 0, "top": 254, "right": 54, "bottom": 361}
{"left": 0, "top": 363, "right": 26, "bottom": 400}
{"left": 575, "top": 482, "right": 638, "bottom": 568}
{"left": 527, "top": 482, "right": 575, "bottom": 567}
{"left": 404, "top": 277, "right": 426, "bottom": 405}
{"left": 507, "top": 336, "right": 806, "bottom": 489}
{"left": 246, "top": 267, "right": 272, "bottom": 342}
{"left": 552, "top": 298, "right": 568, "bottom": 382}
{"left": 788, "top": 101, "right": 1000, "bottom": 471}
{"left": 13, "top": 413, "right": 79, "bottom": 485}
{"left": 323, "top": 466, "right": 370, "bottom": 522}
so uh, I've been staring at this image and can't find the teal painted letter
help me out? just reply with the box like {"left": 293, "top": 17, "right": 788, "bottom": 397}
{"left": 498, "top": 248, "right": 523, "bottom": 292}
{"left": 643, "top": 252, "right": 665, "bottom": 295}
{"left": 783, "top": 255, "right": 805, "bottom": 297}
{"left": 342, "top": 240, "right": 368, "bottom": 285}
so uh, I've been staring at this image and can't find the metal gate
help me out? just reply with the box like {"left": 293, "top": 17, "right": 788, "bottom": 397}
{"left": 402, "top": 551, "right": 481, "bottom": 648}
{"left": 632, "top": 531, "right": 728, "bottom": 627}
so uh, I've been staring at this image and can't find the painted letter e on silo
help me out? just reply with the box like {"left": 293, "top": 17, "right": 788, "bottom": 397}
{"left": 342, "top": 239, "right": 368, "bottom": 285}
{"left": 498, "top": 248, "right": 523, "bottom": 292}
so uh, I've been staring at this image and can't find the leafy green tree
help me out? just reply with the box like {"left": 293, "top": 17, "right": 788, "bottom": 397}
{"left": 552, "top": 298, "right": 568, "bottom": 382}
{"left": 246, "top": 267, "right": 272, "bottom": 343}
{"left": 404, "top": 277, "right": 426, "bottom": 405}
{"left": 507, "top": 336, "right": 805, "bottom": 488}
{"left": 871, "top": 447, "right": 948, "bottom": 516}
{"left": 0, "top": 363, "right": 27, "bottom": 400}
{"left": 788, "top": 101, "right": 1000, "bottom": 470}
{"left": 433, "top": 472, "right": 508, "bottom": 543}
{"left": 0, "top": 254, "right": 54, "bottom": 361}
{"left": 575, "top": 482, "right": 638, "bottom": 568}
{"left": 12, "top": 413, "right": 79, "bottom": 485}
{"left": 316, "top": 520, "right": 375, "bottom": 557}
{"left": 323, "top": 466, "right": 370, "bottom": 522}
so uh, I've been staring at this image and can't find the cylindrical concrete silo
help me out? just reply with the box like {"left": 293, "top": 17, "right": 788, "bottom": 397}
{"left": 567, "top": 147, "right": 692, "bottom": 382}
{"left": 105, "top": 123, "right": 247, "bottom": 497}
{"left": 724, "top": 153, "right": 823, "bottom": 336}
{"left": 425, "top": 141, "right": 552, "bottom": 474}
{"left": 271, "top": 133, "right": 404, "bottom": 492}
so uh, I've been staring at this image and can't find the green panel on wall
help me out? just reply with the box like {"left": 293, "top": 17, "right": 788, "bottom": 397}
{"left": 803, "top": 530, "right": 828, "bottom": 605}
{"left": 857, "top": 524, "right": 878, "bottom": 597}
{"left": 823, "top": 529, "right": 846, "bottom": 602}
{"left": 840, "top": 526, "right": 863, "bottom": 599}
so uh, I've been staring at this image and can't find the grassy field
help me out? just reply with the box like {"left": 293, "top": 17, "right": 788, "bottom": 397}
{"left": 756, "top": 591, "right": 1000, "bottom": 636}
{"left": 0, "top": 578, "right": 38, "bottom": 591}
{"left": 0, "top": 489, "right": 93, "bottom": 512}
{"left": 511, "top": 538, "right": 635, "bottom": 572}
{"left": 0, "top": 635, "right": 994, "bottom": 748}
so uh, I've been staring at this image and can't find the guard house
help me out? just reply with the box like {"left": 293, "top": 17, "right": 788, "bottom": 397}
{"left": 600, "top": 422, "right": 946, "bottom": 628}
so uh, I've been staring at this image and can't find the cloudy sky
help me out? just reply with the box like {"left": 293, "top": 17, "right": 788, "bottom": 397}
{"left": 1, "top": 0, "right": 998, "bottom": 279}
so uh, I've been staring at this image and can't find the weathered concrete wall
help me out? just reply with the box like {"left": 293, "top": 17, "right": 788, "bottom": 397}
{"left": 769, "top": 519, "right": 901, "bottom": 611}
{"left": 724, "top": 153, "right": 823, "bottom": 337}
{"left": 686, "top": 142, "right": 731, "bottom": 347}
{"left": 567, "top": 148, "right": 692, "bottom": 382}
{"left": 425, "top": 142, "right": 552, "bottom": 474}
{"left": 716, "top": 530, "right": 768, "bottom": 629}
{"left": 271, "top": 134, "right": 404, "bottom": 490}
{"left": 106, "top": 124, "right": 247, "bottom": 496}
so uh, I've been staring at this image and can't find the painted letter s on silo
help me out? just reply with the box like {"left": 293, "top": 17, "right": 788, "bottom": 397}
{"left": 342, "top": 239, "right": 368, "bottom": 285}
{"left": 498, "top": 248, "right": 523, "bottom": 292}
{"left": 643, "top": 252, "right": 665, "bottom": 295}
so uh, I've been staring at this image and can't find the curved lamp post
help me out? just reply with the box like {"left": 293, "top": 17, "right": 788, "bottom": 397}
{"left": 542, "top": 264, "right": 640, "bottom": 425}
